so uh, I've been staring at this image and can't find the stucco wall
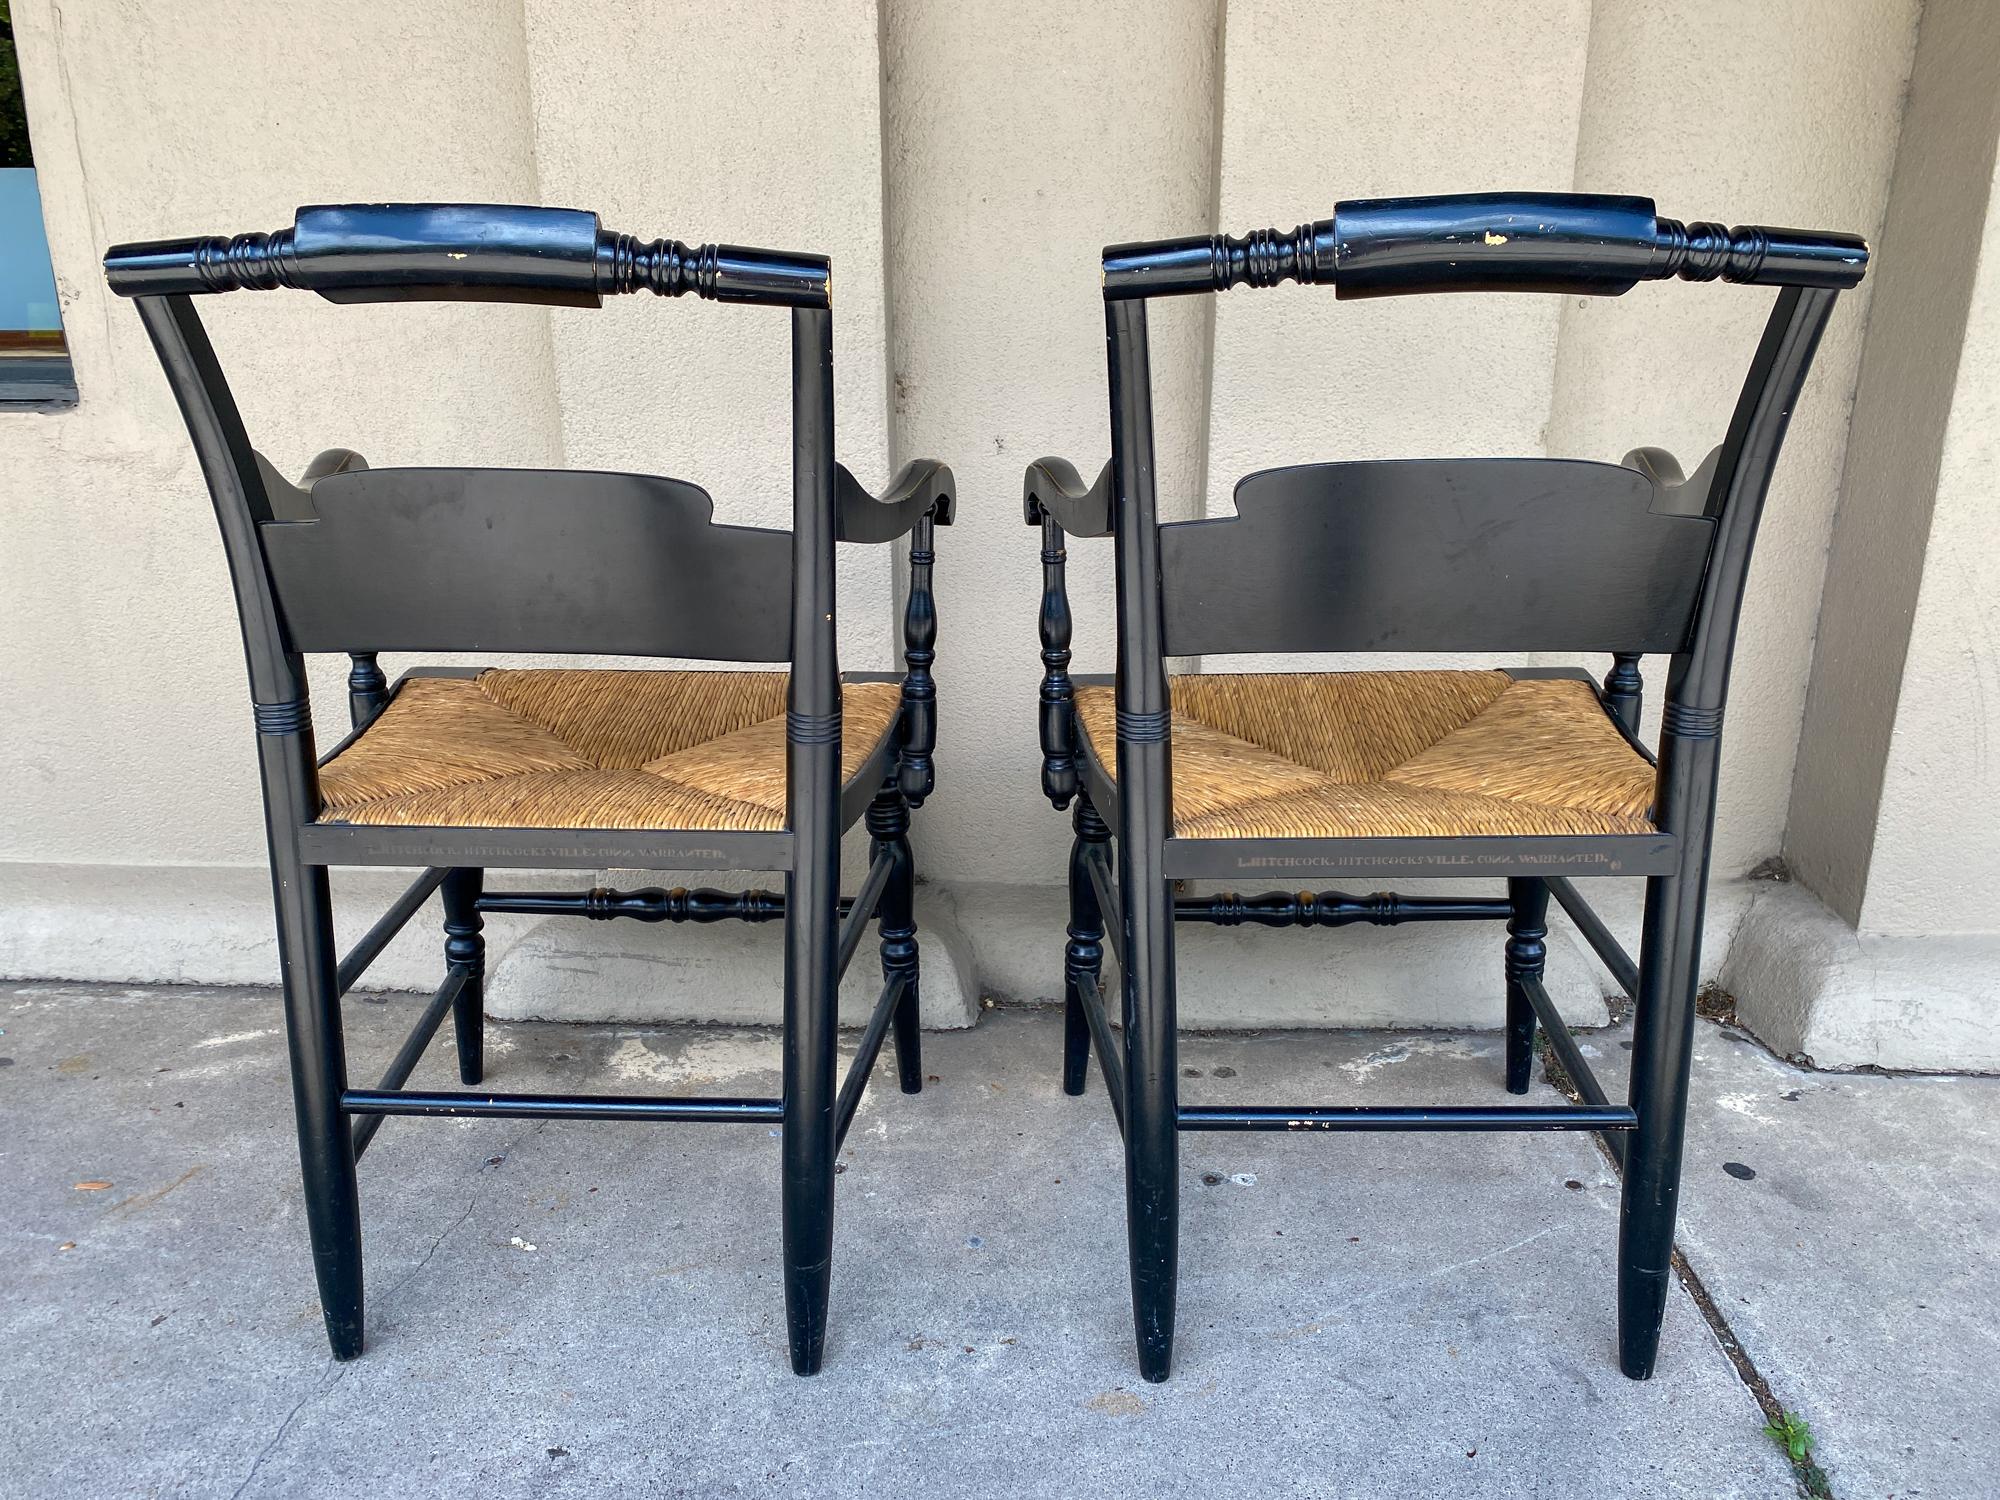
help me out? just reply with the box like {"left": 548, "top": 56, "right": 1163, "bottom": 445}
{"left": 1864, "top": 138, "right": 2000, "bottom": 938}
{"left": 4, "top": 0, "right": 1985, "bottom": 1059}
{"left": 1787, "top": 0, "right": 2000, "bottom": 935}
{"left": 879, "top": 0, "right": 1224, "bottom": 888}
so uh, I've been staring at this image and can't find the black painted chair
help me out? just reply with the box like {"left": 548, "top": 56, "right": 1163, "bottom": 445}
{"left": 1026, "top": 192, "right": 1866, "bottom": 1382}
{"left": 103, "top": 204, "right": 954, "bottom": 1375}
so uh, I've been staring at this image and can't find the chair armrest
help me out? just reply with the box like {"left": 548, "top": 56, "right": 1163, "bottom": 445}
{"left": 1023, "top": 457, "right": 1113, "bottom": 537}
{"left": 836, "top": 459, "right": 956, "bottom": 544}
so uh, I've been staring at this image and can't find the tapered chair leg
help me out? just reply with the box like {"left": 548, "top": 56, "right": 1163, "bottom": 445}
{"left": 441, "top": 868, "right": 485, "bottom": 1086}
{"left": 1618, "top": 869, "right": 1704, "bottom": 1379}
{"left": 868, "top": 785, "right": 923, "bottom": 1094}
{"left": 1503, "top": 877, "right": 1549, "bottom": 1095}
{"left": 1062, "top": 796, "right": 1110, "bottom": 1095}
{"left": 1122, "top": 846, "right": 1179, "bottom": 1383}
{"left": 272, "top": 856, "right": 365, "bottom": 1360}
{"left": 781, "top": 858, "right": 840, "bottom": 1375}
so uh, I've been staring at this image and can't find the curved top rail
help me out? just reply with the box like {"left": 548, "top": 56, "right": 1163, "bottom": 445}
{"left": 1102, "top": 192, "right": 1867, "bottom": 301}
{"left": 104, "top": 202, "right": 830, "bottom": 309}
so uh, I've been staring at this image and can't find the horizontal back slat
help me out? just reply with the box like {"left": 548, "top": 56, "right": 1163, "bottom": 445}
{"left": 262, "top": 466, "right": 792, "bottom": 660}
{"left": 1160, "top": 458, "right": 1715, "bottom": 657}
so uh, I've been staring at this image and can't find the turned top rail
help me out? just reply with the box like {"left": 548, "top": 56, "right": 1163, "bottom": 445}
{"left": 1102, "top": 191, "right": 1868, "bottom": 301}
{"left": 103, "top": 202, "right": 830, "bottom": 309}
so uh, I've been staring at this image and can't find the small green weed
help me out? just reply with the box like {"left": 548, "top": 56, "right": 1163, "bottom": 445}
{"left": 1764, "top": 1409, "right": 1814, "bottom": 1464}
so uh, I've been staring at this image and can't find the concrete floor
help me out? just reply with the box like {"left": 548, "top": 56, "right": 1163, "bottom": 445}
{"left": 0, "top": 983, "right": 1992, "bottom": 1499}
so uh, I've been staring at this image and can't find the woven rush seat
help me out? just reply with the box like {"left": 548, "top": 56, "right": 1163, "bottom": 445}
{"left": 318, "top": 669, "right": 903, "bottom": 831}
{"left": 1073, "top": 670, "right": 1656, "bottom": 839}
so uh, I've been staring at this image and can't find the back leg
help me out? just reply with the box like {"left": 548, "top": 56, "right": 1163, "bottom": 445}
{"left": 781, "top": 855, "right": 840, "bottom": 1375}
{"left": 1618, "top": 872, "right": 1703, "bottom": 1379}
{"left": 273, "top": 858, "right": 365, "bottom": 1359}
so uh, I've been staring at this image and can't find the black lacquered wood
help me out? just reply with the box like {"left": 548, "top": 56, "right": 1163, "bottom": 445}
{"left": 441, "top": 869, "right": 485, "bottom": 1086}
{"left": 478, "top": 886, "right": 786, "bottom": 923}
{"left": 299, "top": 822, "right": 794, "bottom": 873}
{"left": 1063, "top": 797, "right": 1112, "bottom": 1096}
{"left": 1178, "top": 1103, "right": 1636, "bottom": 1132}
{"left": 342, "top": 1089, "right": 785, "bottom": 1122}
{"left": 105, "top": 203, "right": 830, "bottom": 308}
{"left": 781, "top": 305, "right": 842, "bottom": 1378}
{"left": 864, "top": 784, "right": 924, "bottom": 1094}
{"left": 1036, "top": 517, "right": 1079, "bottom": 809}
{"left": 1023, "top": 457, "right": 1114, "bottom": 537}
{"left": 1100, "top": 192, "right": 1867, "bottom": 301}
{"left": 1160, "top": 458, "right": 1715, "bottom": 658}
{"left": 1174, "top": 890, "right": 1512, "bottom": 927}
{"left": 1604, "top": 653, "right": 1646, "bottom": 737}
{"left": 1504, "top": 878, "right": 1551, "bottom": 1095}
{"left": 1160, "top": 832, "right": 1682, "bottom": 881}
{"left": 834, "top": 460, "right": 956, "bottom": 544}
{"left": 898, "top": 513, "right": 941, "bottom": 807}
{"left": 1106, "top": 298, "right": 1180, "bottom": 1384}
{"left": 263, "top": 466, "right": 793, "bottom": 662}
{"left": 1104, "top": 220, "right": 1335, "bottom": 300}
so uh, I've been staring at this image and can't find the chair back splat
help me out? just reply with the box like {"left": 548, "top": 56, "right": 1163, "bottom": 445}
{"left": 1025, "top": 189, "right": 1864, "bottom": 1387}
{"left": 105, "top": 202, "right": 953, "bottom": 1377}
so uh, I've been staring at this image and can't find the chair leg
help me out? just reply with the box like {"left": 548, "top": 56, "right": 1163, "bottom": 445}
{"left": 1503, "top": 877, "right": 1549, "bottom": 1095}
{"left": 272, "top": 858, "right": 365, "bottom": 1360}
{"left": 442, "top": 868, "right": 485, "bottom": 1086}
{"left": 781, "top": 856, "right": 840, "bottom": 1375}
{"left": 868, "top": 784, "right": 923, "bottom": 1094}
{"left": 1063, "top": 796, "right": 1109, "bottom": 1096}
{"left": 1123, "top": 853, "right": 1179, "bottom": 1383}
{"left": 1618, "top": 870, "right": 1703, "bottom": 1379}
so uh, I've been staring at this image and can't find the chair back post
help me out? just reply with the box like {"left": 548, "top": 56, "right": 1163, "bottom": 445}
{"left": 1627, "top": 284, "right": 1839, "bottom": 1281}
{"left": 133, "top": 294, "right": 303, "bottom": 712}
{"left": 133, "top": 293, "right": 326, "bottom": 824}
{"left": 1653, "top": 286, "right": 1839, "bottom": 852}
{"left": 786, "top": 302, "right": 842, "bottom": 821}
{"left": 781, "top": 303, "right": 842, "bottom": 1363}
{"left": 1105, "top": 295, "right": 1181, "bottom": 1359}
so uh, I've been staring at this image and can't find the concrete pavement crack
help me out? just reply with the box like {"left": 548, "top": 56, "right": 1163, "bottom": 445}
{"left": 379, "top": 1118, "right": 549, "bottom": 1311}
{"left": 227, "top": 1360, "right": 349, "bottom": 1500}
{"left": 380, "top": 1194, "right": 479, "bottom": 1310}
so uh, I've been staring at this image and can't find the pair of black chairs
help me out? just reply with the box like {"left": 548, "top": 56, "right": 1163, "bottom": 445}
{"left": 104, "top": 192, "right": 1865, "bottom": 1384}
